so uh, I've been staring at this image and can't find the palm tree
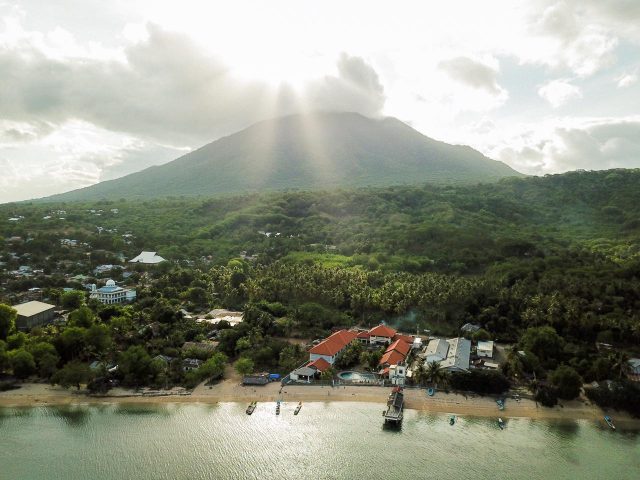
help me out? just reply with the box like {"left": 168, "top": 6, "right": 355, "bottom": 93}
{"left": 413, "top": 362, "right": 427, "bottom": 387}
{"left": 426, "top": 361, "right": 443, "bottom": 387}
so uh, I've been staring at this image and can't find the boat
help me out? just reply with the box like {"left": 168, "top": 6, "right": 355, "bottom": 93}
{"left": 294, "top": 402, "right": 302, "bottom": 415}
{"left": 383, "top": 386, "right": 404, "bottom": 424}
{"left": 604, "top": 415, "right": 616, "bottom": 430}
{"left": 498, "top": 417, "right": 505, "bottom": 430}
{"left": 427, "top": 387, "right": 435, "bottom": 396}
{"left": 276, "top": 400, "right": 281, "bottom": 416}
{"left": 496, "top": 399, "right": 505, "bottom": 411}
{"left": 449, "top": 415, "right": 456, "bottom": 426}
{"left": 245, "top": 401, "right": 257, "bottom": 415}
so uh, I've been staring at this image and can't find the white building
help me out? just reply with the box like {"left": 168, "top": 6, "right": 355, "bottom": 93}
{"left": 477, "top": 340, "right": 494, "bottom": 358}
{"left": 89, "top": 280, "right": 136, "bottom": 304}
{"left": 129, "top": 251, "right": 166, "bottom": 264}
{"left": 389, "top": 364, "right": 407, "bottom": 386}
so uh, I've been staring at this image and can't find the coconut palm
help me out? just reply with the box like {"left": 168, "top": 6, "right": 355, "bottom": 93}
{"left": 426, "top": 361, "right": 443, "bottom": 386}
{"left": 413, "top": 362, "right": 427, "bottom": 386}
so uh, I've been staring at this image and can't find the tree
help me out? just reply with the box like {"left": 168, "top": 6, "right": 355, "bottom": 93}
{"left": 9, "top": 349, "right": 36, "bottom": 379}
{"left": 235, "top": 357, "right": 254, "bottom": 377}
{"left": 426, "top": 361, "right": 444, "bottom": 386}
{"left": 0, "top": 304, "right": 17, "bottom": 341}
{"left": 549, "top": 365, "right": 583, "bottom": 400}
{"left": 52, "top": 361, "right": 92, "bottom": 390}
{"left": 38, "top": 353, "right": 60, "bottom": 379}
{"left": 118, "top": 346, "right": 158, "bottom": 386}
{"left": 279, "top": 344, "right": 302, "bottom": 373}
{"left": 199, "top": 352, "right": 228, "bottom": 380}
{"left": 61, "top": 290, "right": 85, "bottom": 310}
{"left": 0, "top": 340, "right": 8, "bottom": 373}
{"left": 56, "top": 327, "right": 87, "bottom": 360}
{"left": 521, "top": 326, "right": 564, "bottom": 366}
{"left": 320, "top": 367, "right": 335, "bottom": 383}
{"left": 84, "top": 324, "right": 112, "bottom": 355}
{"left": 67, "top": 306, "right": 95, "bottom": 328}
{"left": 413, "top": 362, "right": 427, "bottom": 386}
{"left": 472, "top": 329, "right": 491, "bottom": 342}
{"left": 7, "top": 332, "right": 27, "bottom": 350}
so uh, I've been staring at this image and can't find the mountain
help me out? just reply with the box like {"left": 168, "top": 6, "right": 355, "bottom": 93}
{"left": 47, "top": 112, "right": 522, "bottom": 201}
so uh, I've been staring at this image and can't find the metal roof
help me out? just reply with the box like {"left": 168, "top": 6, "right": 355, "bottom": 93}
{"left": 13, "top": 301, "right": 55, "bottom": 317}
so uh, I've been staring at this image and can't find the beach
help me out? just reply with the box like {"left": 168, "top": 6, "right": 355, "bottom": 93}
{"left": 2, "top": 378, "right": 638, "bottom": 427}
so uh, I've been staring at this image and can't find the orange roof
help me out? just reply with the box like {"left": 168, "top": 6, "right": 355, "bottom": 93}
{"left": 379, "top": 349, "right": 405, "bottom": 366}
{"left": 309, "top": 329, "right": 358, "bottom": 357}
{"left": 385, "top": 339, "right": 410, "bottom": 356}
{"left": 307, "top": 358, "right": 331, "bottom": 372}
{"left": 379, "top": 367, "right": 390, "bottom": 376}
{"left": 357, "top": 331, "right": 370, "bottom": 338}
{"left": 393, "top": 334, "right": 414, "bottom": 344}
{"left": 368, "top": 324, "right": 396, "bottom": 338}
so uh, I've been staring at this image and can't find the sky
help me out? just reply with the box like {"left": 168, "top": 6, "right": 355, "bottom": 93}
{"left": 1, "top": 0, "right": 639, "bottom": 202}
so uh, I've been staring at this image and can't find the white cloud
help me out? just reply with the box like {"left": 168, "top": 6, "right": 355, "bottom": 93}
{"left": 617, "top": 72, "right": 638, "bottom": 88}
{"left": 538, "top": 79, "right": 582, "bottom": 108}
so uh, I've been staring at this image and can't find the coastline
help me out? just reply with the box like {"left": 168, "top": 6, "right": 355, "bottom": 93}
{"left": 2, "top": 381, "right": 639, "bottom": 427}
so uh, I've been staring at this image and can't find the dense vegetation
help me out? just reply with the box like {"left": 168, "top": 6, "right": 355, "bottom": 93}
{"left": 1, "top": 169, "right": 639, "bottom": 412}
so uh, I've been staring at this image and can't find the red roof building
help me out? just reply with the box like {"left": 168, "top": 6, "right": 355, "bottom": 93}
{"left": 307, "top": 357, "right": 331, "bottom": 372}
{"left": 368, "top": 324, "right": 397, "bottom": 338}
{"left": 309, "top": 329, "right": 358, "bottom": 365}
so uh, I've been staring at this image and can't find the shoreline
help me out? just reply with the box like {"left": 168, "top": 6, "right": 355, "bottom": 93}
{"left": 2, "top": 381, "right": 639, "bottom": 427}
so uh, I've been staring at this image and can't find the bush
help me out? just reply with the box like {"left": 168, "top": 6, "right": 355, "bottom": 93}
{"left": 535, "top": 385, "right": 559, "bottom": 407}
{"left": 549, "top": 365, "right": 582, "bottom": 400}
{"left": 585, "top": 381, "right": 640, "bottom": 418}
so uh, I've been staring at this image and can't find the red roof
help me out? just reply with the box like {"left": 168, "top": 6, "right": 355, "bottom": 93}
{"left": 357, "top": 331, "right": 370, "bottom": 339}
{"left": 309, "top": 329, "right": 358, "bottom": 357}
{"left": 379, "top": 349, "right": 405, "bottom": 366}
{"left": 393, "top": 334, "right": 414, "bottom": 345}
{"left": 307, "top": 358, "right": 331, "bottom": 372}
{"left": 385, "top": 339, "right": 411, "bottom": 356}
{"left": 379, "top": 367, "right": 390, "bottom": 376}
{"left": 368, "top": 324, "right": 396, "bottom": 338}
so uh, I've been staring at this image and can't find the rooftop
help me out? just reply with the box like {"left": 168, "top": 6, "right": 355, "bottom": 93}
{"left": 129, "top": 251, "right": 166, "bottom": 264}
{"left": 369, "top": 324, "right": 396, "bottom": 338}
{"left": 13, "top": 301, "right": 55, "bottom": 317}
{"left": 309, "top": 329, "right": 358, "bottom": 357}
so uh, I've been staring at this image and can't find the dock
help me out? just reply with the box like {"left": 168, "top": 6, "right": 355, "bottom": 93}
{"left": 383, "top": 386, "right": 404, "bottom": 424}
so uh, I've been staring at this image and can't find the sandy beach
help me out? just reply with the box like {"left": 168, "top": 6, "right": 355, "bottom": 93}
{"left": 2, "top": 379, "right": 638, "bottom": 427}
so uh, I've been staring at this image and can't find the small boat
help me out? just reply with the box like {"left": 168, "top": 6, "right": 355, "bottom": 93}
{"left": 276, "top": 400, "right": 281, "bottom": 416}
{"left": 604, "top": 415, "right": 616, "bottom": 430}
{"left": 427, "top": 387, "right": 435, "bottom": 397}
{"left": 294, "top": 402, "right": 302, "bottom": 415}
{"left": 498, "top": 417, "right": 505, "bottom": 430}
{"left": 246, "top": 401, "right": 257, "bottom": 415}
{"left": 496, "top": 399, "right": 505, "bottom": 411}
{"left": 449, "top": 415, "right": 456, "bottom": 426}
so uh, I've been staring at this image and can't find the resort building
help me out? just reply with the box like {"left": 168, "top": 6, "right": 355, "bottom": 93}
{"left": 89, "top": 280, "right": 136, "bottom": 305}
{"left": 388, "top": 364, "right": 407, "bottom": 386}
{"left": 290, "top": 358, "right": 331, "bottom": 383}
{"left": 423, "top": 337, "right": 471, "bottom": 372}
{"left": 309, "top": 329, "right": 358, "bottom": 365}
{"left": 368, "top": 324, "right": 397, "bottom": 346}
{"left": 129, "top": 251, "right": 166, "bottom": 264}
{"left": 13, "top": 301, "right": 56, "bottom": 330}
{"left": 477, "top": 340, "right": 494, "bottom": 358}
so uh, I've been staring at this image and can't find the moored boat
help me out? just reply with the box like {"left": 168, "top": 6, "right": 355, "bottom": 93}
{"left": 498, "top": 417, "right": 505, "bottom": 430}
{"left": 294, "top": 402, "right": 302, "bottom": 415}
{"left": 276, "top": 401, "right": 281, "bottom": 415}
{"left": 449, "top": 415, "right": 456, "bottom": 426}
{"left": 246, "top": 401, "right": 257, "bottom": 415}
{"left": 427, "top": 387, "right": 435, "bottom": 397}
{"left": 496, "top": 399, "right": 505, "bottom": 411}
{"left": 604, "top": 415, "right": 616, "bottom": 430}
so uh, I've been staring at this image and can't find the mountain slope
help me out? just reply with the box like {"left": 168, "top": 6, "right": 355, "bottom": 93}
{"left": 48, "top": 112, "right": 522, "bottom": 201}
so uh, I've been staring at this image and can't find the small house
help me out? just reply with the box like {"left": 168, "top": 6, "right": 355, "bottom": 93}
{"left": 477, "top": 340, "right": 494, "bottom": 358}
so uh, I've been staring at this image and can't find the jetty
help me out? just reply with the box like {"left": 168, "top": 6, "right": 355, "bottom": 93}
{"left": 383, "top": 386, "right": 404, "bottom": 424}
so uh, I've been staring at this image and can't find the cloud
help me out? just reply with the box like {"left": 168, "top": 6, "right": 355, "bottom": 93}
{"left": 493, "top": 117, "right": 640, "bottom": 174}
{"left": 438, "top": 56, "right": 503, "bottom": 95}
{"left": 538, "top": 79, "right": 582, "bottom": 107}
{"left": 617, "top": 72, "right": 638, "bottom": 88}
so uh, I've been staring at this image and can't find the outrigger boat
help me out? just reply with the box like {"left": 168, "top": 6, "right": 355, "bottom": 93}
{"left": 496, "top": 399, "right": 505, "bottom": 411}
{"left": 294, "top": 402, "right": 302, "bottom": 415}
{"left": 246, "top": 401, "right": 257, "bottom": 415}
{"left": 449, "top": 415, "right": 456, "bottom": 426}
{"left": 276, "top": 400, "right": 281, "bottom": 416}
{"left": 498, "top": 417, "right": 505, "bottom": 430}
{"left": 604, "top": 415, "right": 616, "bottom": 430}
{"left": 427, "top": 387, "right": 435, "bottom": 397}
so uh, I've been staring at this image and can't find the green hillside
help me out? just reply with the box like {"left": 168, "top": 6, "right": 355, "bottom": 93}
{"left": 46, "top": 112, "right": 522, "bottom": 201}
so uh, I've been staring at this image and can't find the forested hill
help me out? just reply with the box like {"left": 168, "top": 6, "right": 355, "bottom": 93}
{"left": 45, "top": 112, "right": 521, "bottom": 201}
{"left": 5, "top": 169, "right": 640, "bottom": 273}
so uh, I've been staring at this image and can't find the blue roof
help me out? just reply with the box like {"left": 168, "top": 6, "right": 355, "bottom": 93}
{"left": 97, "top": 286, "right": 122, "bottom": 293}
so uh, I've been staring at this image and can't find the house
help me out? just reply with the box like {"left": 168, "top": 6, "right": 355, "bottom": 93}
{"left": 379, "top": 339, "right": 411, "bottom": 367}
{"left": 389, "top": 364, "right": 407, "bottom": 385}
{"left": 129, "top": 251, "right": 166, "bottom": 264}
{"left": 195, "top": 309, "right": 244, "bottom": 326}
{"left": 182, "top": 358, "right": 203, "bottom": 371}
{"left": 13, "top": 301, "right": 57, "bottom": 330}
{"left": 423, "top": 337, "right": 471, "bottom": 372}
{"left": 308, "top": 329, "right": 358, "bottom": 365}
{"left": 368, "top": 324, "right": 397, "bottom": 346}
{"left": 477, "top": 340, "right": 494, "bottom": 358}
{"left": 461, "top": 323, "right": 481, "bottom": 334}
{"left": 290, "top": 358, "right": 331, "bottom": 383}
{"left": 12, "top": 300, "right": 53, "bottom": 328}
{"left": 89, "top": 280, "right": 136, "bottom": 304}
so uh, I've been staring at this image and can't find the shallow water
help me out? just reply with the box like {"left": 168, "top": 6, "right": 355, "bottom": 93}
{"left": 1, "top": 402, "right": 638, "bottom": 480}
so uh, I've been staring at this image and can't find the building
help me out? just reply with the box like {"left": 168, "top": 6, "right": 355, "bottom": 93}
{"left": 389, "top": 364, "right": 407, "bottom": 385}
{"left": 628, "top": 358, "right": 640, "bottom": 382}
{"left": 423, "top": 337, "right": 471, "bottom": 373}
{"left": 290, "top": 358, "right": 331, "bottom": 383}
{"left": 14, "top": 301, "right": 56, "bottom": 330}
{"left": 89, "top": 280, "right": 136, "bottom": 304}
{"left": 368, "top": 324, "right": 397, "bottom": 346}
{"left": 477, "top": 340, "right": 494, "bottom": 358}
{"left": 308, "top": 329, "right": 358, "bottom": 365}
{"left": 129, "top": 251, "right": 166, "bottom": 264}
